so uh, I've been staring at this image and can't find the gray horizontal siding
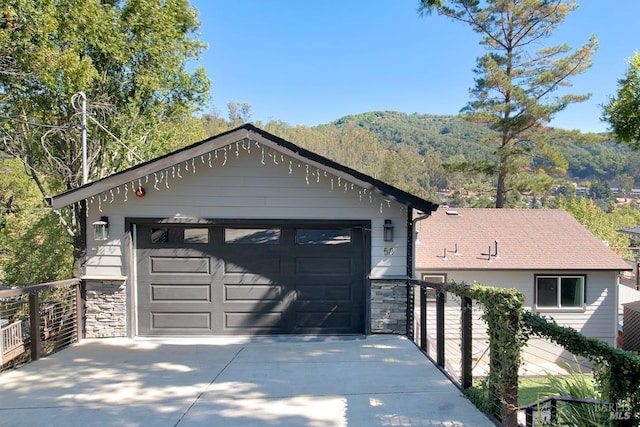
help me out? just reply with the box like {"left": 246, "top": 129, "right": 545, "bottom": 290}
{"left": 416, "top": 269, "right": 617, "bottom": 344}
{"left": 85, "top": 147, "right": 409, "bottom": 278}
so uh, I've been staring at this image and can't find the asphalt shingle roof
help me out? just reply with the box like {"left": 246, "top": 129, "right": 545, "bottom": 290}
{"left": 415, "top": 208, "right": 631, "bottom": 271}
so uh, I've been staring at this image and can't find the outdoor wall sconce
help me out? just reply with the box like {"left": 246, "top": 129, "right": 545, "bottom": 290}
{"left": 93, "top": 216, "right": 109, "bottom": 241}
{"left": 383, "top": 219, "right": 394, "bottom": 242}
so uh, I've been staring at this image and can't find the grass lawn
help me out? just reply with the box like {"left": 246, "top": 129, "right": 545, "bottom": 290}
{"left": 519, "top": 377, "right": 556, "bottom": 406}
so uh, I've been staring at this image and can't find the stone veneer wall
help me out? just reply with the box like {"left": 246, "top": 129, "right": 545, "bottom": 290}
{"left": 370, "top": 279, "right": 407, "bottom": 334}
{"left": 84, "top": 280, "right": 127, "bottom": 338}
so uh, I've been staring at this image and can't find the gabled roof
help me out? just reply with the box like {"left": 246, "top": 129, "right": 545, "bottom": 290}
{"left": 416, "top": 208, "right": 631, "bottom": 271}
{"left": 48, "top": 124, "right": 438, "bottom": 213}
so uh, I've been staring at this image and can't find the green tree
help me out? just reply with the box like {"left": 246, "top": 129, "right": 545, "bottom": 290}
{"left": 0, "top": 159, "right": 72, "bottom": 285}
{"left": 0, "top": 0, "right": 210, "bottom": 277}
{"left": 603, "top": 53, "right": 640, "bottom": 150}
{"left": 419, "top": 0, "right": 598, "bottom": 208}
{"left": 555, "top": 196, "right": 640, "bottom": 260}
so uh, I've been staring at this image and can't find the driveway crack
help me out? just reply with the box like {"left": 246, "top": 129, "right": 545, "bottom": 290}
{"left": 173, "top": 346, "right": 245, "bottom": 427}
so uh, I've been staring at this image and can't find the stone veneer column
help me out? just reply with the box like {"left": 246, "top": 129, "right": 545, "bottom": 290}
{"left": 83, "top": 279, "right": 127, "bottom": 338}
{"left": 370, "top": 279, "right": 407, "bottom": 334}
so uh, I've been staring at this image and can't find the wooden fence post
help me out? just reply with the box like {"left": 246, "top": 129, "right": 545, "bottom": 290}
{"left": 28, "top": 292, "right": 42, "bottom": 361}
{"left": 75, "top": 280, "right": 85, "bottom": 341}
{"left": 502, "top": 313, "right": 520, "bottom": 427}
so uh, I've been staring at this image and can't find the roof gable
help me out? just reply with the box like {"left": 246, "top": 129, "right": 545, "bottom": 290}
{"left": 48, "top": 124, "right": 438, "bottom": 213}
{"left": 416, "top": 208, "right": 631, "bottom": 271}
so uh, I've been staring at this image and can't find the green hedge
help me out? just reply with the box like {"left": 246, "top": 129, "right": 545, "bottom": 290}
{"left": 446, "top": 282, "right": 526, "bottom": 423}
{"left": 523, "top": 311, "right": 640, "bottom": 424}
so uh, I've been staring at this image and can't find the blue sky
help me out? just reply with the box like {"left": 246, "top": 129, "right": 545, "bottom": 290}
{"left": 191, "top": 1, "right": 639, "bottom": 133}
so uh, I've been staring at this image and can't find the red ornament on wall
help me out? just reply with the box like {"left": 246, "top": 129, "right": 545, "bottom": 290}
{"left": 134, "top": 188, "right": 146, "bottom": 198}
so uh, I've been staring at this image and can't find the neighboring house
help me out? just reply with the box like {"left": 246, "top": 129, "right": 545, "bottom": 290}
{"left": 48, "top": 124, "right": 437, "bottom": 338}
{"left": 415, "top": 208, "right": 631, "bottom": 374}
{"left": 617, "top": 225, "right": 640, "bottom": 348}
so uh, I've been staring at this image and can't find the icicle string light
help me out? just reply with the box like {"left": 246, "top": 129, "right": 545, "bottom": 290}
{"left": 85, "top": 139, "right": 400, "bottom": 217}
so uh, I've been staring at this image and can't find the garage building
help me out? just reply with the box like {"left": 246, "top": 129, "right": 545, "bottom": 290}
{"left": 49, "top": 125, "right": 438, "bottom": 337}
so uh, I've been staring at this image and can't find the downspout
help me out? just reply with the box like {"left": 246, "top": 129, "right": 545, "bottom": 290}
{"left": 409, "top": 208, "right": 435, "bottom": 279}
{"left": 406, "top": 206, "right": 436, "bottom": 340}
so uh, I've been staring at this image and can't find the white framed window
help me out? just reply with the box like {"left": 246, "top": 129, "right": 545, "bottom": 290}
{"left": 535, "top": 275, "right": 585, "bottom": 309}
{"left": 421, "top": 274, "right": 446, "bottom": 302}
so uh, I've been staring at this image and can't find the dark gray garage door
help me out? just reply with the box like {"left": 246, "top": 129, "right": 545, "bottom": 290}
{"left": 136, "top": 222, "right": 367, "bottom": 335}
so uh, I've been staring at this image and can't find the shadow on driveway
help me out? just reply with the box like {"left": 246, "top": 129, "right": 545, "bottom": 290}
{"left": 0, "top": 335, "right": 494, "bottom": 426}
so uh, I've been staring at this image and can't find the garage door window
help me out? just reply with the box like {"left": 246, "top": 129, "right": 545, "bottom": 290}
{"left": 183, "top": 228, "right": 209, "bottom": 244}
{"left": 296, "top": 229, "right": 351, "bottom": 245}
{"left": 151, "top": 228, "right": 169, "bottom": 243}
{"left": 150, "top": 227, "right": 209, "bottom": 244}
{"left": 225, "top": 228, "right": 281, "bottom": 244}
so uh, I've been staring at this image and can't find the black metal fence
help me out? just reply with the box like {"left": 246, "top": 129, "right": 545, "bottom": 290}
{"left": 407, "top": 279, "right": 624, "bottom": 426}
{"left": 407, "top": 279, "right": 480, "bottom": 390}
{"left": 0, "top": 279, "right": 82, "bottom": 371}
{"left": 520, "top": 396, "right": 613, "bottom": 426}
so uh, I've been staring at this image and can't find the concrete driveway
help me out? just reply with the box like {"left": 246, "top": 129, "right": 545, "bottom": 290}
{"left": 0, "top": 335, "right": 495, "bottom": 427}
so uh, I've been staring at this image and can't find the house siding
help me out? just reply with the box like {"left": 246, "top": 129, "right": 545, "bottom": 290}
{"left": 81, "top": 146, "right": 414, "bottom": 336}
{"left": 416, "top": 268, "right": 618, "bottom": 372}
{"left": 416, "top": 269, "right": 617, "bottom": 340}
{"left": 86, "top": 147, "right": 409, "bottom": 279}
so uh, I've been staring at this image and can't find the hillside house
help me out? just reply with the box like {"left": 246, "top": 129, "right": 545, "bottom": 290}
{"left": 48, "top": 125, "right": 438, "bottom": 337}
{"left": 415, "top": 208, "right": 631, "bottom": 374}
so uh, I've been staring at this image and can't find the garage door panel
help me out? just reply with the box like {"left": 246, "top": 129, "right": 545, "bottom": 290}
{"left": 224, "top": 284, "right": 283, "bottom": 301}
{"left": 295, "top": 257, "right": 352, "bottom": 275}
{"left": 152, "top": 312, "right": 211, "bottom": 330}
{"left": 296, "top": 284, "right": 352, "bottom": 301}
{"left": 150, "top": 257, "right": 210, "bottom": 274}
{"left": 224, "top": 312, "right": 283, "bottom": 329}
{"left": 136, "top": 223, "right": 366, "bottom": 336}
{"left": 151, "top": 284, "right": 211, "bottom": 302}
{"left": 224, "top": 257, "right": 281, "bottom": 274}
{"left": 294, "top": 311, "right": 353, "bottom": 328}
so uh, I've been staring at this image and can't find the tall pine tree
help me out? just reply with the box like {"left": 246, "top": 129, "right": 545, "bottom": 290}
{"left": 419, "top": 0, "right": 597, "bottom": 207}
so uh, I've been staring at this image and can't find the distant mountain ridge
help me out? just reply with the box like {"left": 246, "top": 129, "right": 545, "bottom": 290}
{"left": 331, "top": 111, "right": 640, "bottom": 185}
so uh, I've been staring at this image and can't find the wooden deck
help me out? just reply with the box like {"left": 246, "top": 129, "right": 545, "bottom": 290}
{"left": 1, "top": 320, "right": 26, "bottom": 364}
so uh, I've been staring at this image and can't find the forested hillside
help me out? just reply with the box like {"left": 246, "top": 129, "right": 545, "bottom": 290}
{"left": 200, "top": 110, "right": 640, "bottom": 207}
{"left": 333, "top": 111, "right": 640, "bottom": 188}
